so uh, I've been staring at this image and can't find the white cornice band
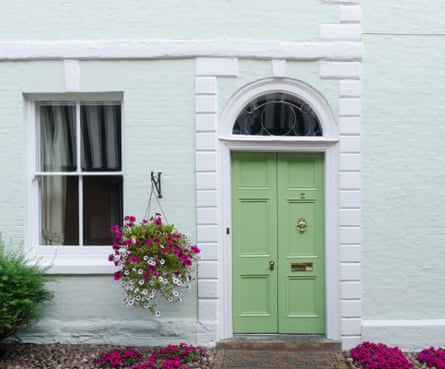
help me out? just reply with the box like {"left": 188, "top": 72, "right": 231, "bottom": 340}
{"left": 0, "top": 40, "right": 362, "bottom": 61}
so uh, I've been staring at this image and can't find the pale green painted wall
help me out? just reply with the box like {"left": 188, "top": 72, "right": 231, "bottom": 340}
{"left": 1, "top": 0, "right": 337, "bottom": 42}
{"left": 362, "top": 0, "right": 445, "bottom": 346}
{"left": 18, "top": 277, "right": 198, "bottom": 345}
{"left": 0, "top": 59, "right": 199, "bottom": 344}
{"left": 0, "top": 56, "right": 339, "bottom": 345}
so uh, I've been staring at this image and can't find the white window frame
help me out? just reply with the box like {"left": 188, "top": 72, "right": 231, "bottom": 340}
{"left": 26, "top": 93, "right": 124, "bottom": 274}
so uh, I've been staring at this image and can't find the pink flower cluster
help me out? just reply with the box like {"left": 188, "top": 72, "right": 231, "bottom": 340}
{"left": 350, "top": 341, "right": 412, "bottom": 369}
{"left": 418, "top": 347, "right": 445, "bottom": 369}
{"left": 94, "top": 343, "right": 207, "bottom": 369}
{"left": 109, "top": 214, "right": 200, "bottom": 315}
{"left": 94, "top": 347, "right": 143, "bottom": 368}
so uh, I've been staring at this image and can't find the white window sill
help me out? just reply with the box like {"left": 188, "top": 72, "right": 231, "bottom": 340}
{"left": 27, "top": 246, "right": 117, "bottom": 274}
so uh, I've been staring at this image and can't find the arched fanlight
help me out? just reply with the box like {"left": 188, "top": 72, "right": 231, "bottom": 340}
{"left": 232, "top": 93, "right": 322, "bottom": 137}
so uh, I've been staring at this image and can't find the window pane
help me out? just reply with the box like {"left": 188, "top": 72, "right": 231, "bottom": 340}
{"left": 40, "top": 176, "right": 79, "bottom": 245}
{"left": 81, "top": 104, "right": 122, "bottom": 171}
{"left": 83, "top": 176, "right": 123, "bottom": 245}
{"left": 39, "top": 104, "right": 76, "bottom": 171}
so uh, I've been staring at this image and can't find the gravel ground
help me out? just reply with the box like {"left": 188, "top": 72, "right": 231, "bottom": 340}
{"left": 0, "top": 343, "right": 215, "bottom": 369}
{"left": 0, "top": 343, "right": 433, "bottom": 369}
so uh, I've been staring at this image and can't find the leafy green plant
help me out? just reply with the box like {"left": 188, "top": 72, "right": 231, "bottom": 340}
{"left": 0, "top": 236, "right": 53, "bottom": 341}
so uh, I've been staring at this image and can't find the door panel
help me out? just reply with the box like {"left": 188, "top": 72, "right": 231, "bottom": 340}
{"left": 277, "top": 153, "right": 324, "bottom": 333}
{"left": 232, "top": 152, "right": 325, "bottom": 334}
{"left": 232, "top": 152, "right": 278, "bottom": 332}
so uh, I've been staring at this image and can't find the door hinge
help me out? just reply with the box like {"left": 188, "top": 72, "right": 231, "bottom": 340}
{"left": 226, "top": 227, "right": 230, "bottom": 235}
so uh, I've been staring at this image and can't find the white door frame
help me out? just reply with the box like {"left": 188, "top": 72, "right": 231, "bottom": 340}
{"left": 216, "top": 78, "right": 341, "bottom": 340}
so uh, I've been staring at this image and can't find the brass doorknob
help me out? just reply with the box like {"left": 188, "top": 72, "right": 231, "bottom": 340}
{"left": 296, "top": 218, "right": 308, "bottom": 233}
{"left": 269, "top": 260, "right": 275, "bottom": 271}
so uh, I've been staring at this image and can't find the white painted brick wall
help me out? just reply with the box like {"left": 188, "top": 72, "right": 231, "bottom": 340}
{"left": 340, "top": 5, "right": 361, "bottom": 23}
{"left": 198, "top": 280, "right": 219, "bottom": 299}
{"left": 340, "top": 136, "right": 360, "bottom": 152}
{"left": 195, "top": 173, "right": 218, "bottom": 190}
{"left": 196, "top": 225, "right": 218, "bottom": 242}
{"left": 340, "top": 227, "right": 361, "bottom": 244}
{"left": 197, "top": 243, "right": 218, "bottom": 260}
{"left": 339, "top": 153, "right": 360, "bottom": 171}
{"left": 342, "top": 318, "right": 362, "bottom": 335}
{"left": 195, "top": 95, "right": 217, "bottom": 113}
{"left": 64, "top": 59, "right": 80, "bottom": 91}
{"left": 195, "top": 152, "right": 217, "bottom": 171}
{"left": 341, "top": 246, "right": 361, "bottom": 262}
{"left": 320, "top": 61, "right": 361, "bottom": 79}
{"left": 340, "top": 190, "right": 360, "bottom": 208}
{"left": 196, "top": 191, "right": 218, "bottom": 208}
{"left": 198, "top": 261, "right": 218, "bottom": 279}
{"left": 196, "top": 114, "right": 217, "bottom": 132}
{"left": 339, "top": 117, "right": 360, "bottom": 134}
{"left": 196, "top": 132, "right": 217, "bottom": 151}
{"left": 320, "top": 24, "right": 361, "bottom": 41}
{"left": 340, "top": 80, "right": 361, "bottom": 97}
{"left": 341, "top": 263, "right": 361, "bottom": 281}
{"left": 341, "top": 282, "right": 361, "bottom": 300}
{"left": 195, "top": 77, "right": 217, "bottom": 94}
{"left": 272, "top": 59, "right": 286, "bottom": 78}
{"left": 339, "top": 98, "right": 361, "bottom": 116}
{"left": 342, "top": 300, "right": 362, "bottom": 317}
{"left": 340, "top": 209, "right": 361, "bottom": 226}
{"left": 196, "top": 207, "right": 218, "bottom": 224}
{"left": 340, "top": 172, "right": 360, "bottom": 189}
{"left": 198, "top": 300, "right": 218, "bottom": 321}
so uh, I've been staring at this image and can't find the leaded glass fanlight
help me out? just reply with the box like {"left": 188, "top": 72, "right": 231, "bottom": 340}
{"left": 232, "top": 93, "right": 322, "bottom": 136}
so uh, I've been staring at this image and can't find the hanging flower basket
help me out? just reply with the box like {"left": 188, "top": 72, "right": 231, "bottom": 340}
{"left": 109, "top": 213, "right": 200, "bottom": 316}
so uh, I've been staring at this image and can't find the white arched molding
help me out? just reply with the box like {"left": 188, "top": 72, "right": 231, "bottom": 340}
{"left": 194, "top": 72, "right": 344, "bottom": 345}
{"left": 219, "top": 78, "right": 338, "bottom": 139}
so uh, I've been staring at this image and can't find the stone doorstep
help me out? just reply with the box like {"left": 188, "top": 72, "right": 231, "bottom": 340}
{"left": 216, "top": 335, "right": 342, "bottom": 352}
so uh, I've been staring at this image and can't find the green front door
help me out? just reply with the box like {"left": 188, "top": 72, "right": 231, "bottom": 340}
{"left": 231, "top": 152, "right": 325, "bottom": 334}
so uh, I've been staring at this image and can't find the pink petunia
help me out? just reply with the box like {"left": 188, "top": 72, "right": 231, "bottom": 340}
{"left": 191, "top": 246, "right": 200, "bottom": 254}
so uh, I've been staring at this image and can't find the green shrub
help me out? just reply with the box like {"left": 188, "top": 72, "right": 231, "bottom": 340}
{"left": 0, "top": 236, "right": 54, "bottom": 341}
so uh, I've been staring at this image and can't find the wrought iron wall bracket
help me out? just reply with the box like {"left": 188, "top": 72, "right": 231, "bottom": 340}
{"left": 151, "top": 171, "right": 163, "bottom": 198}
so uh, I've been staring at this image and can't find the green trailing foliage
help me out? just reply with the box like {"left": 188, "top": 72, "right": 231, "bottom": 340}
{"left": 0, "top": 236, "right": 53, "bottom": 341}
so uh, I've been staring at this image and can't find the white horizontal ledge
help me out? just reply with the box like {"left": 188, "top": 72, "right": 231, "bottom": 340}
{"left": 362, "top": 319, "right": 445, "bottom": 328}
{"left": 0, "top": 40, "right": 362, "bottom": 61}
